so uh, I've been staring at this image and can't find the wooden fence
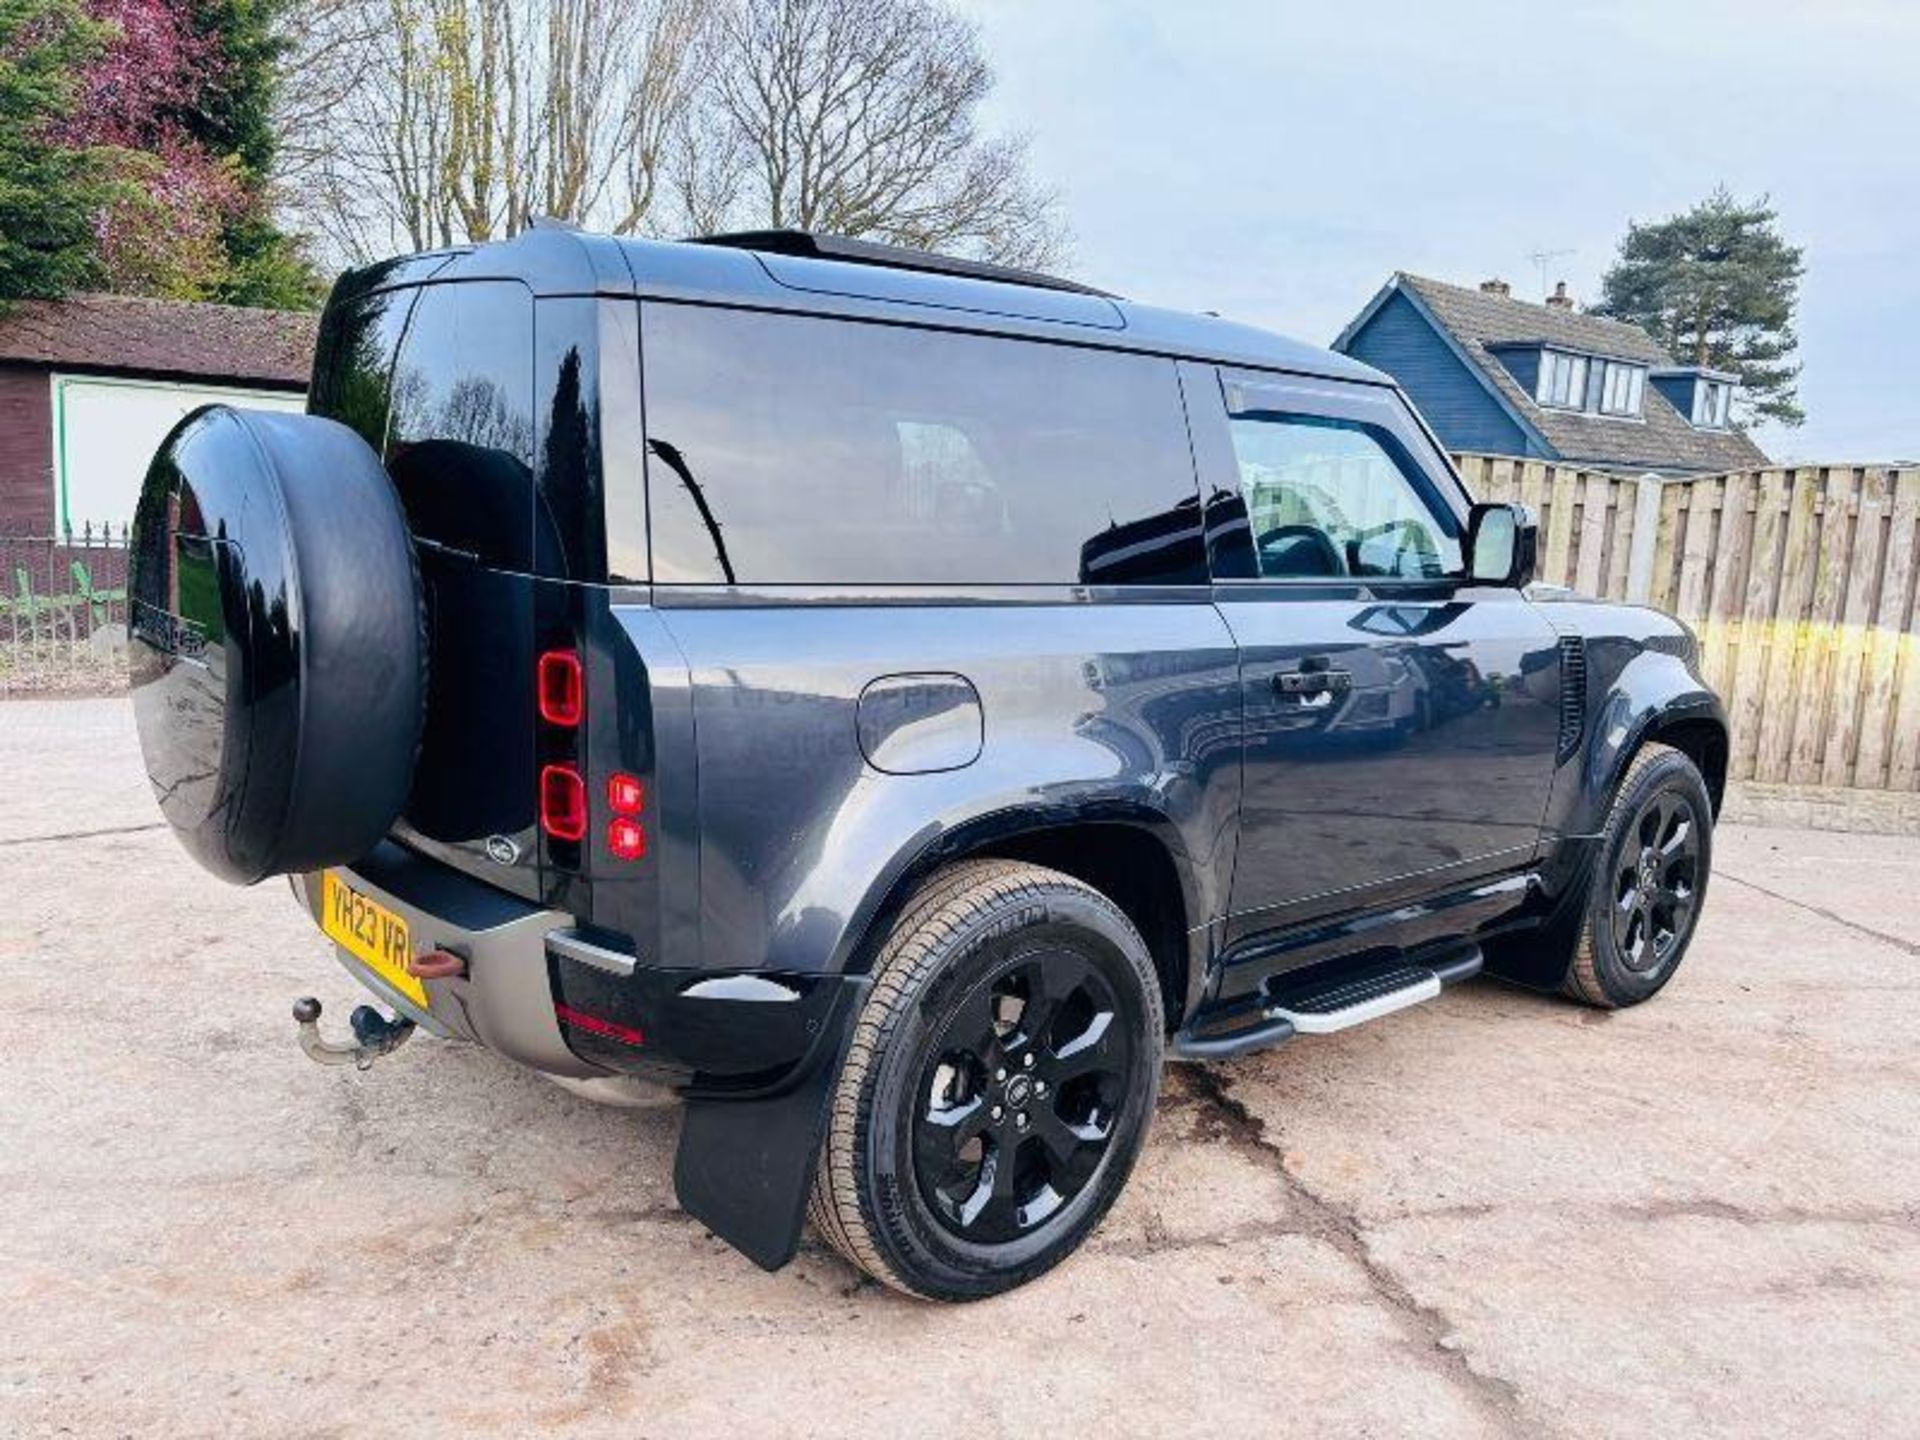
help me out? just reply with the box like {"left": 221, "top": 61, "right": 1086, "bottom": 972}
{"left": 1453, "top": 456, "right": 1920, "bottom": 793}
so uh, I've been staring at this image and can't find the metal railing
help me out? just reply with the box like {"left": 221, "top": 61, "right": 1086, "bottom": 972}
{"left": 1, "top": 524, "right": 131, "bottom": 692}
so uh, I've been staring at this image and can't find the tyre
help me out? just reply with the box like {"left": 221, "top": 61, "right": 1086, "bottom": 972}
{"left": 810, "top": 859, "right": 1164, "bottom": 1300}
{"left": 128, "top": 406, "right": 425, "bottom": 884}
{"left": 1562, "top": 742, "right": 1714, "bottom": 1008}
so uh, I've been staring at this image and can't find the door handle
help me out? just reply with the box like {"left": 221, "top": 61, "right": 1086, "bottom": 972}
{"left": 1273, "top": 665, "right": 1353, "bottom": 698}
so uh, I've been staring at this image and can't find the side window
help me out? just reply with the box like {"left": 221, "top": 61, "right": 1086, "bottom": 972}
{"left": 308, "top": 285, "right": 419, "bottom": 451}
{"left": 1224, "top": 410, "right": 1462, "bottom": 582}
{"left": 642, "top": 305, "right": 1205, "bottom": 586}
{"left": 387, "top": 282, "right": 536, "bottom": 570}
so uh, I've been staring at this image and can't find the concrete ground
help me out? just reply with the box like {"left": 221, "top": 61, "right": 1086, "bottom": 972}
{"left": 3, "top": 698, "right": 1917, "bottom": 1439}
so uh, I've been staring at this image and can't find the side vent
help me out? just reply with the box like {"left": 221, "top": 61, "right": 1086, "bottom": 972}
{"left": 1556, "top": 635, "right": 1588, "bottom": 761}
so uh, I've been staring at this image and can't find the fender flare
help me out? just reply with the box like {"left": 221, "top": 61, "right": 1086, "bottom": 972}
{"left": 831, "top": 798, "right": 1209, "bottom": 972}
{"left": 1570, "top": 651, "right": 1726, "bottom": 840}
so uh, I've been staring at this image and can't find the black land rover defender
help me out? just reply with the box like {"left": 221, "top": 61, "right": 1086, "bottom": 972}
{"left": 128, "top": 228, "right": 1724, "bottom": 1300}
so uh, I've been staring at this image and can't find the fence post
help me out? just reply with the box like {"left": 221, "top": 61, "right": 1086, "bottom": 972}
{"left": 1624, "top": 472, "right": 1666, "bottom": 605}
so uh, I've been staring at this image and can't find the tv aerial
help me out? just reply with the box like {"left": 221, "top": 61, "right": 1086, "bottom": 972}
{"left": 1528, "top": 248, "right": 1575, "bottom": 298}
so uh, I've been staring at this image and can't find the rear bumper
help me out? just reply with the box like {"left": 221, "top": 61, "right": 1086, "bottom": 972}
{"left": 295, "top": 840, "right": 862, "bottom": 1096}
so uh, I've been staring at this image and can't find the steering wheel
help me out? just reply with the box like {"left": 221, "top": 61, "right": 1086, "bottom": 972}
{"left": 1255, "top": 524, "right": 1346, "bottom": 578}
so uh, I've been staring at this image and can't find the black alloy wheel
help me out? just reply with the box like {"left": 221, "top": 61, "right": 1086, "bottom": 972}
{"left": 810, "top": 859, "right": 1163, "bottom": 1300}
{"left": 914, "top": 946, "right": 1136, "bottom": 1243}
{"left": 1563, "top": 741, "right": 1715, "bottom": 1008}
{"left": 1610, "top": 789, "right": 1703, "bottom": 973}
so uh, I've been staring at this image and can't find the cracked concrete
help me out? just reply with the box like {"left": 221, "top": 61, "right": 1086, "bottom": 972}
{"left": 1178, "top": 1066, "right": 1531, "bottom": 1436}
{"left": 4, "top": 697, "right": 1919, "bottom": 1438}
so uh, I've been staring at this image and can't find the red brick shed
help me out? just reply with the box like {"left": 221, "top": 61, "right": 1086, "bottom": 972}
{"left": 0, "top": 294, "right": 317, "bottom": 535}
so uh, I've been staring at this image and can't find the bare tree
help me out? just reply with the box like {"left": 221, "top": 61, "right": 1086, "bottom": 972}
{"left": 275, "top": 0, "right": 1065, "bottom": 272}
{"left": 691, "top": 0, "right": 1065, "bottom": 267}
{"left": 278, "top": 0, "right": 710, "bottom": 262}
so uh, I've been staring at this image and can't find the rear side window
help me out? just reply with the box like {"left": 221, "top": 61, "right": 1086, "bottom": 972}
{"left": 387, "top": 282, "right": 536, "bottom": 571}
{"left": 641, "top": 305, "right": 1205, "bottom": 585}
{"left": 308, "top": 286, "right": 418, "bottom": 451}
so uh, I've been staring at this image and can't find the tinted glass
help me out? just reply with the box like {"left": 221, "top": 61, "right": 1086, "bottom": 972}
{"left": 388, "top": 281, "right": 536, "bottom": 570}
{"left": 642, "top": 305, "right": 1204, "bottom": 585}
{"left": 1225, "top": 412, "right": 1462, "bottom": 581}
{"left": 308, "top": 285, "right": 419, "bottom": 450}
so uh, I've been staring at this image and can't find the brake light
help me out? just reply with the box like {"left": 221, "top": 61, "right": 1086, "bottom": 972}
{"left": 536, "top": 649, "right": 583, "bottom": 727}
{"left": 608, "top": 816, "right": 647, "bottom": 859}
{"left": 607, "top": 772, "right": 644, "bottom": 815}
{"left": 539, "top": 763, "right": 587, "bottom": 841}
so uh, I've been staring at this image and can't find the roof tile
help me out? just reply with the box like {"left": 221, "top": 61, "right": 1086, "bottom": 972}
{"left": 0, "top": 293, "right": 317, "bottom": 387}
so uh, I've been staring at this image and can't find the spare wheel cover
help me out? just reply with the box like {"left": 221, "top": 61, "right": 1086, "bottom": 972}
{"left": 128, "top": 405, "right": 425, "bottom": 883}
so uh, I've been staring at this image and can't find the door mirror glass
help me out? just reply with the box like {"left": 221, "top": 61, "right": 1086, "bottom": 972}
{"left": 1467, "top": 503, "right": 1536, "bottom": 586}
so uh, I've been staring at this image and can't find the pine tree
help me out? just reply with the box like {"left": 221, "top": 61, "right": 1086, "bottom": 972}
{"left": 0, "top": 0, "right": 111, "bottom": 306}
{"left": 1594, "top": 188, "right": 1806, "bottom": 429}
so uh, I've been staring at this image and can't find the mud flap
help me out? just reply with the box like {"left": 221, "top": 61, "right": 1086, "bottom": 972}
{"left": 1483, "top": 837, "right": 1600, "bottom": 991}
{"left": 672, "top": 978, "right": 869, "bottom": 1271}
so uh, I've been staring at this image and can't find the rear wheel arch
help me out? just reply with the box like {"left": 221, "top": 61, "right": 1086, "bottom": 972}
{"left": 838, "top": 813, "right": 1198, "bottom": 1033}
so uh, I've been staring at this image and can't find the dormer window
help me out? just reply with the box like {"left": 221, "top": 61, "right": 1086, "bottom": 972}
{"left": 1538, "top": 351, "right": 1588, "bottom": 409}
{"left": 1650, "top": 367, "right": 1738, "bottom": 430}
{"left": 1692, "top": 379, "right": 1733, "bottom": 429}
{"left": 1531, "top": 348, "right": 1646, "bottom": 418}
{"left": 1597, "top": 360, "right": 1646, "bottom": 417}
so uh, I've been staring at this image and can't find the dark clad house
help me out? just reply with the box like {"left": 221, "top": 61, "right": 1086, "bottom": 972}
{"left": 1334, "top": 273, "right": 1768, "bottom": 475}
{"left": 0, "top": 294, "right": 316, "bottom": 533}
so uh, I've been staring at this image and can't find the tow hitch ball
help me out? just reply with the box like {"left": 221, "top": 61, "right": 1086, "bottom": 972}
{"left": 292, "top": 996, "right": 415, "bottom": 1070}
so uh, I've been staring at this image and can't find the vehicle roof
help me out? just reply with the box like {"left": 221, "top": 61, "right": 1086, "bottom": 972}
{"left": 407, "top": 225, "right": 1391, "bottom": 389}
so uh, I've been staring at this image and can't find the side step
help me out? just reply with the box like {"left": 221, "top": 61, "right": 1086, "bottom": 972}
{"left": 1172, "top": 947, "right": 1482, "bottom": 1061}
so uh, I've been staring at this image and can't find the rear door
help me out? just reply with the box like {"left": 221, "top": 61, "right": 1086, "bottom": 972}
{"left": 1184, "top": 364, "right": 1562, "bottom": 941}
{"left": 311, "top": 278, "right": 547, "bottom": 900}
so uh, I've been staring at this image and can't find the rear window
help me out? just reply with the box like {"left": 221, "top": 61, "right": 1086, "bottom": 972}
{"left": 386, "top": 281, "right": 536, "bottom": 571}
{"left": 641, "top": 305, "right": 1205, "bottom": 586}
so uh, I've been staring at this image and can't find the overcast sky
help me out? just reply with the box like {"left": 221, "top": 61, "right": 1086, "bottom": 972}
{"left": 958, "top": 0, "right": 1918, "bottom": 461}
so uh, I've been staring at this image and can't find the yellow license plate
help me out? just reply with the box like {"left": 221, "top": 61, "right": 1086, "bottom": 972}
{"left": 322, "top": 871, "right": 427, "bottom": 1008}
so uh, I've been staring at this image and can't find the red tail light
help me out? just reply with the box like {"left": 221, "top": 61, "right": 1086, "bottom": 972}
{"left": 607, "top": 772, "right": 645, "bottom": 815}
{"left": 608, "top": 816, "right": 647, "bottom": 859}
{"left": 536, "top": 649, "right": 583, "bottom": 727}
{"left": 539, "top": 763, "right": 587, "bottom": 841}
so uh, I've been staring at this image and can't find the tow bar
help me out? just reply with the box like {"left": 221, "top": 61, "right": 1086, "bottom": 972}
{"left": 292, "top": 996, "right": 416, "bottom": 1069}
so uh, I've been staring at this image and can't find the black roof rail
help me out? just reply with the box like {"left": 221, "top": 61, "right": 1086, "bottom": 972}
{"left": 686, "top": 229, "right": 1118, "bottom": 299}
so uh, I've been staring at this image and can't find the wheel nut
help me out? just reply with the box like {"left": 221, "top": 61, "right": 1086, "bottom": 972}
{"left": 1034, "top": 1080, "right": 1048, "bottom": 1098}
{"left": 994, "top": 1067, "right": 1007, "bottom": 1082}
{"left": 1022, "top": 1053, "right": 1035, "bottom": 1069}
{"left": 1014, "top": 1112, "right": 1030, "bottom": 1130}
{"left": 990, "top": 1104, "right": 1004, "bottom": 1121}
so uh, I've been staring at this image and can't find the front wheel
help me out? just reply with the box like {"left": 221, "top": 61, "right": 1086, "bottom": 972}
{"left": 809, "top": 860, "right": 1164, "bottom": 1301}
{"left": 1563, "top": 742, "right": 1714, "bottom": 1007}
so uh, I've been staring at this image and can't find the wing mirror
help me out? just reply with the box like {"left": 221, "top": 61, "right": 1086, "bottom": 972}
{"left": 1466, "top": 503, "right": 1537, "bottom": 587}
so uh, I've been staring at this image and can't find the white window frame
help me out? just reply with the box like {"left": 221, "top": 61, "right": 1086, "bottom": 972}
{"left": 1535, "top": 350, "right": 1590, "bottom": 410}
{"left": 1597, "top": 361, "right": 1645, "bottom": 418}
{"left": 1691, "top": 379, "right": 1733, "bottom": 429}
